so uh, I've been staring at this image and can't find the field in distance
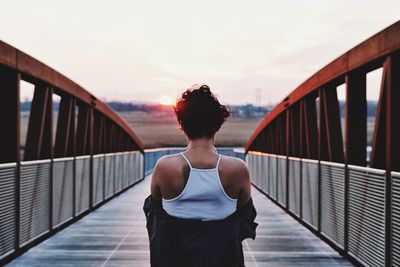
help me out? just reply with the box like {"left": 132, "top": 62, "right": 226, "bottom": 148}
{"left": 118, "top": 111, "right": 263, "bottom": 149}
{"left": 19, "top": 111, "right": 376, "bottom": 151}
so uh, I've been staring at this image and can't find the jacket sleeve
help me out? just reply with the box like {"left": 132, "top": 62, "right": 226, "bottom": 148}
{"left": 143, "top": 195, "right": 155, "bottom": 238}
{"left": 238, "top": 198, "right": 258, "bottom": 241}
{"left": 143, "top": 195, "right": 186, "bottom": 267}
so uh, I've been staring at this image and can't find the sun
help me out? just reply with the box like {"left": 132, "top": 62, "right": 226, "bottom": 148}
{"left": 159, "top": 95, "right": 174, "bottom": 106}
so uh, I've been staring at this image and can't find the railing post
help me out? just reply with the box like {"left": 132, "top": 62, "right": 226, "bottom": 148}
{"left": 15, "top": 74, "right": 21, "bottom": 254}
{"left": 0, "top": 68, "right": 20, "bottom": 164}
{"left": 285, "top": 110, "right": 290, "bottom": 210}
{"left": 89, "top": 108, "right": 94, "bottom": 209}
{"left": 317, "top": 158, "right": 321, "bottom": 232}
{"left": 111, "top": 125, "right": 116, "bottom": 194}
{"left": 48, "top": 87, "right": 54, "bottom": 232}
{"left": 299, "top": 100, "right": 304, "bottom": 220}
{"left": 0, "top": 68, "right": 21, "bottom": 254}
{"left": 275, "top": 122, "right": 279, "bottom": 200}
{"left": 385, "top": 53, "right": 400, "bottom": 267}
{"left": 317, "top": 89, "right": 323, "bottom": 232}
{"left": 344, "top": 71, "right": 366, "bottom": 254}
{"left": 103, "top": 120, "right": 106, "bottom": 201}
{"left": 343, "top": 163, "right": 349, "bottom": 254}
{"left": 72, "top": 100, "right": 77, "bottom": 218}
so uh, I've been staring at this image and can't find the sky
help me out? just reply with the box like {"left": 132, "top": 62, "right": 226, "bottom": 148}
{"left": 1, "top": 0, "right": 399, "bottom": 105}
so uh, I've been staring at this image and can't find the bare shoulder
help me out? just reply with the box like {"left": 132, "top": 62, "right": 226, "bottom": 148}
{"left": 151, "top": 154, "right": 185, "bottom": 200}
{"left": 221, "top": 155, "right": 248, "bottom": 171}
{"left": 220, "top": 155, "right": 249, "bottom": 181}
{"left": 153, "top": 154, "right": 182, "bottom": 177}
{"left": 219, "top": 155, "right": 251, "bottom": 205}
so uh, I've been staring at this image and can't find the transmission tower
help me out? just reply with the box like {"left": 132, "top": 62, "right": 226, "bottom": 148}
{"left": 255, "top": 88, "right": 262, "bottom": 108}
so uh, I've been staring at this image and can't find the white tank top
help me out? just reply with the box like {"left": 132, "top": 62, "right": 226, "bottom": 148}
{"left": 162, "top": 152, "right": 238, "bottom": 221}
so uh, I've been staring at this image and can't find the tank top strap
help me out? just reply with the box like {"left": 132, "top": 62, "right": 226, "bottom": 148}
{"left": 180, "top": 152, "right": 192, "bottom": 169}
{"left": 216, "top": 154, "right": 222, "bottom": 169}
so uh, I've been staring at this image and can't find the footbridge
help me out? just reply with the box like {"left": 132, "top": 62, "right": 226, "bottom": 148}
{"left": 1, "top": 21, "right": 400, "bottom": 266}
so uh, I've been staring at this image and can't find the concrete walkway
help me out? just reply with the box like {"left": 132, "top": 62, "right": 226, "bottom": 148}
{"left": 8, "top": 175, "right": 352, "bottom": 267}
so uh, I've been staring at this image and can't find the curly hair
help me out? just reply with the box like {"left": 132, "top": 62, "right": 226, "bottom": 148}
{"left": 174, "top": 85, "right": 230, "bottom": 140}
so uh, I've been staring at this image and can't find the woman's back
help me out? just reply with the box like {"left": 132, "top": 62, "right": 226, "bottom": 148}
{"left": 161, "top": 152, "right": 237, "bottom": 220}
{"left": 151, "top": 148, "right": 251, "bottom": 221}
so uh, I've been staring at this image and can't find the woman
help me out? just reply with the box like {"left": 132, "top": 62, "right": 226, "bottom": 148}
{"left": 144, "top": 85, "right": 257, "bottom": 267}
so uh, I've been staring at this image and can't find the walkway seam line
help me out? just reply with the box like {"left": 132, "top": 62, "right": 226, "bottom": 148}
{"left": 244, "top": 240, "right": 260, "bottom": 267}
{"left": 99, "top": 192, "right": 141, "bottom": 267}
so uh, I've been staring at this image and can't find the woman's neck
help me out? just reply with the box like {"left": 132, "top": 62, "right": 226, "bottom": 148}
{"left": 186, "top": 137, "right": 216, "bottom": 153}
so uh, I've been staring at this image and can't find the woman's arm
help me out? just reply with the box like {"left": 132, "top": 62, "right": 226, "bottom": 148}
{"left": 150, "top": 160, "right": 163, "bottom": 201}
{"left": 237, "top": 162, "right": 251, "bottom": 207}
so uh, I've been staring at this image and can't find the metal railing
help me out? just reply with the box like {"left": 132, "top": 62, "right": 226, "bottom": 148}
{"left": 245, "top": 21, "right": 400, "bottom": 266}
{"left": 0, "top": 151, "right": 144, "bottom": 264}
{"left": 246, "top": 151, "right": 396, "bottom": 266}
{"left": 0, "top": 38, "right": 145, "bottom": 265}
{"left": 1, "top": 146, "right": 244, "bottom": 264}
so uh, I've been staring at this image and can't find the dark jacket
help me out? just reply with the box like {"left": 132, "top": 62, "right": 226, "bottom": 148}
{"left": 143, "top": 195, "right": 258, "bottom": 267}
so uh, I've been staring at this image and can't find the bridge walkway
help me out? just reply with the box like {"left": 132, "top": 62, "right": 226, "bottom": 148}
{"left": 7, "top": 175, "right": 352, "bottom": 267}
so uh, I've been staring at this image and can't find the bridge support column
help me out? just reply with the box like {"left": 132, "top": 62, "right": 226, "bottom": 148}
{"left": 344, "top": 71, "right": 367, "bottom": 254}
{"left": 0, "top": 67, "right": 20, "bottom": 163}
{"left": 0, "top": 67, "right": 21, "bottom": 257}
{"left": 345, "top": 72, "right": 367, "bottom": 166}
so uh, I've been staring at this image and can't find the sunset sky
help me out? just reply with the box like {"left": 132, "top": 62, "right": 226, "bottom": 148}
{"left": 1, "top": 0, "right": 399, "bottom": 105}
